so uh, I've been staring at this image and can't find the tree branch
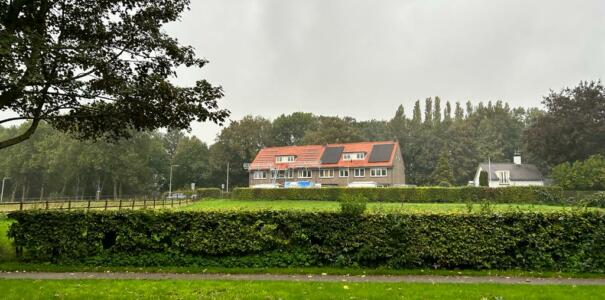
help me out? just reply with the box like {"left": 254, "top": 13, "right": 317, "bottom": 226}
{"left": 0, "top": 117, "right": 41, "bottom": 149}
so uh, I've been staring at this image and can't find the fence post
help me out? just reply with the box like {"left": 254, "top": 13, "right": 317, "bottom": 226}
{"left": 87, "top": 198, "right": 91, "bottom": 211}
{"left": 171, "top": 198, "right": 174, "bottom": 207}
{"left": 19, "top": 197, "right": 23, "bottom": 211}
{"left": 119, "top": 198, "right": 122, "bottom": 210}
{"left": 105, "top": 198, "right": 108, "bottom": 211}
{"left": 178, "top": 198, "right": 181, "bottom": 206}
{"left": 131, "top": 198, "right": 135, "bottom": 210}
{"left": 143, "top": 197, "right": 147, "bottom": 209}
{"left": 153, "top": 198, "right": 156, "bottom": 208}
{"left": 68, "top": 199, "right": 71, "bottom": 211}
{"left": 45, "top": 200, "right": 49, "bottom": 210}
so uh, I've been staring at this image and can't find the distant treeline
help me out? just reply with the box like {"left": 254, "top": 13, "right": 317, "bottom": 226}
{"left": 1, "top": 81, "right": 603, "bottom": 198}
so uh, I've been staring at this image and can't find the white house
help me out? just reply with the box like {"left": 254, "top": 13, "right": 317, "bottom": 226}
{"left": 472, "top": 153, "right": 544, "bottom": 187}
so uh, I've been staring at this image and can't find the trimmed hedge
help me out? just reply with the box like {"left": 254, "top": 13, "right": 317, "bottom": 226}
{"left": 174, "top": 188, "right": 222, "bottom": 199}
{"left": 195, "top": 188, "right": 222, "bottom": 199}
{"left": 8, "top": 210, "right": 605, "bottom": 272}
{"left": 232, "top": 186, "right": 565, "bottom": 204}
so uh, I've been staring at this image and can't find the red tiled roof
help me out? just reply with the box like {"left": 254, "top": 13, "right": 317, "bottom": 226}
{"left": 249, "top": 141, "right": 398, "bottom": 170}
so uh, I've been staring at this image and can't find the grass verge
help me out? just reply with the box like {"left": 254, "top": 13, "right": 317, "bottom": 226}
{"left": 1, "top": 279, "right": 604, "bottom": 299}
{"left": 180, "top": 199, "right": 599, "bottom": 214}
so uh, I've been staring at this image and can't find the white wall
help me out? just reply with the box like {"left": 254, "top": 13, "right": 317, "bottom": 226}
{"left": 473, "top": 166, "right": 544, "bottom": 187}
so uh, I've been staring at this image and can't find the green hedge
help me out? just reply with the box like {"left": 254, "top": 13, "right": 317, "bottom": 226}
{"left": 8, "top": 210, "right": 605, "bottom": 272}
{"left": 195, "top": 188, "right": 222, "bottom": 199}
{"left": 173, "top": 188, "right": 222, "bottom": 199}
{"left": 232, "top": 186, "right": 565, "bottom": 204}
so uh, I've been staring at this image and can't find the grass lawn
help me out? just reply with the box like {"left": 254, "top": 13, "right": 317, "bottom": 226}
{"left": 1, "top": 279, "right": 604, "bottom": 300}
{"left": 180, "top": 199, "right": 595, "bottom": 214}
{"left": 0, "top": 216, "right": 14, "bottom": 262}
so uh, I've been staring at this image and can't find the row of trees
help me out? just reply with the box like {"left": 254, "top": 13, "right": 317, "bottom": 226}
{"left": 0, "top": 124, "right": 215, "bottom": 200}
{"left": 1, "top": 81, "right": 603, "bottom": 198}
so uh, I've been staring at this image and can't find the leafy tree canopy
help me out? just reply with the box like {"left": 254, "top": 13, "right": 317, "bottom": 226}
{"left": 0, "top": 0, "right": 229, "bottom": 149}
{"left": 523, "top": 81, "right": 605, "bottom": 169}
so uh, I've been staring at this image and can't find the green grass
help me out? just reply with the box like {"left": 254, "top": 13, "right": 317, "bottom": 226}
{"left": 180, "top": 199, "right": 596, "bottom": 214}
{"left": 0, "top": 279, "right": 604, "bottom": 299}
{"left": 0, "top": 216, "right": 14, "bottom": 262}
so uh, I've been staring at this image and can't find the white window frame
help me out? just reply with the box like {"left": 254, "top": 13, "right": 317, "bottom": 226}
{"left": 342, "top": 152, "right": 365, "bottom": 161}
{"left": 298, "top": 169, "right": 312, "bottom": 179}
{"left": 353, "top": 168, "right": 365, "bottom": 177}
{"left": 285, "top": 169, "right": 294, "bottom": 178}
{"left": 496, "top": 170, "right": 510, "bottom": 185}
{"left": 276, "top": 155, "right": 296, "bottom": 163}
{"left": 319, "top": 169, "right": 335, "bottom": 178}
{"left": 253, "top": 171, "right": 267, "bottom": 179}
{"left": 370, "top": 168, "right": 388, "bottom": 177}
{"left": 339, "top": 168, "right": 349, "bottom": 177}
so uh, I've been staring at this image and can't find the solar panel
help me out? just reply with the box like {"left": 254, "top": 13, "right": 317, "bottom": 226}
{"left": 368, "top": 144, "right": 394, "bottom": 162}
{"left": 320, "top": 146, "right": 344, "bottom": 164}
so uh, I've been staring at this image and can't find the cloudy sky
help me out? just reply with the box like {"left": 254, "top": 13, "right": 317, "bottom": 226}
{"left": 3, "top": 0, "right": 605, "bottom": 144}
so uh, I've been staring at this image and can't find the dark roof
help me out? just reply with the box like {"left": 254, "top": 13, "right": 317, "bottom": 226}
{"left": 368, "top": 144, "right": 394, "bottom": 162}
{"left": 478, "top": 163, "right": 544, "bottom": 181}
{"left": 320, "top": 146, "right": 344, "bottom": 164}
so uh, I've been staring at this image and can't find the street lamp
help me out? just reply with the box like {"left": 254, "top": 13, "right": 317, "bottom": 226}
{"left": 168, "top": 165, "right": 179, "bottom": 199}
{"left": 1, "top": 177, "right": 10, "bottom": 203}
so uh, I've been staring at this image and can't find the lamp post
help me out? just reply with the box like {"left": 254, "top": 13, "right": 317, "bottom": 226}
{"left": 168, "top": 165, "right": 179, "bottom": 199}
{"left": 1, "top": 177, "right": 10, "bottom": 203}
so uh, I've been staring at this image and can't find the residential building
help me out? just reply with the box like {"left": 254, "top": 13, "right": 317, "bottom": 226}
{"left": 248, "top": 141, "right": 405, "bottom": 187}
{"left": 471, "top": 153, "right": 544, "bottom": 187}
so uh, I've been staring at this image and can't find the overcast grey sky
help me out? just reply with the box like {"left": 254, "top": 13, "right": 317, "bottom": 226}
{"left": 165, "top": 0, "right": 605, "bottom": 143}
{"left": 2, "top": 0, "right": 604, "bottom": 144}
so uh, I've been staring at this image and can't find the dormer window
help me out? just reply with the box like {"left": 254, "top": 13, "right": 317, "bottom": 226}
{"left": 496, "top": 170, "right": 510, "bottom": 185}
{"left": 342, "top": 152, "right": 365, "bottom": 161}
{"left": 276, "top": 155, "right": 296, "bottom": 163}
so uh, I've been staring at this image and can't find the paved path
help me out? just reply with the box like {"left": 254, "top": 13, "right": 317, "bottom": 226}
{"left": 1, "top": 271, "right": 604, "bottom": 285}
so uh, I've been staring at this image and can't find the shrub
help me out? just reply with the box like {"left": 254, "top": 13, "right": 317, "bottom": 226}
{"left": 479, "top": 171, "right": 489, "bottom": 186}
{"left": 339, "top": 194, "right": 367, "bottom": 215}
{"left": 580, "top": 192, "right": 605, "bottom": 208}
{"left": 552, "top": 155, "right": 605, "bottom": 190}
{"left": 8, "top": 210, "right": 605, "bottom": 272}
{"left": 195, "top": 188, "right": 222, "bottom": 199}
{"left": 232, "top": 186, "right": 566, "bottom": 205}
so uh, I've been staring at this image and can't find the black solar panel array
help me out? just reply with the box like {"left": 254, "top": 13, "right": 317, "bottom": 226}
{"left": 320, "top": 146, "right": 344, "bottom": 164}
{"left": 368, "top": 144, "right": 394, "bottom": 162}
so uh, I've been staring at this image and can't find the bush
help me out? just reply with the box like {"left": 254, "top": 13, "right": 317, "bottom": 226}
{"left": 479, "top": 171, "right": 489, "bottom": 187}
{"left": 195, "top": 188, "right": 222, "bottom": 199}
{"left": 8, "top": 210, "right": 605, "bottom": 272}
{"left": 339, "top": 194, "right": 367, "bottom": 215}
{"left": 552, "top": 155, "right": 605, "bottom": 190}
{"left": 232, "top": 186, "right": 565, "bottom": 205}
{"left": 580, "top": 192, "right": 605, "bottom": 208}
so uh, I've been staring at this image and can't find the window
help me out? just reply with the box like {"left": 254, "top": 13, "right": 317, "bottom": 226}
{"left": 276, "top": 155, "right": 296, "bottom": 163}
{"left": 353, "top": 168, "right": 365, "bottom": 177}
{"left": 496, "top": 170, "right": 510, "bottom": 185}
{"left": 370, "top": 168, "right": 388, "bottom": 177}
{"left": 342, "top": 152, "right": 365, "bottom": 161}
{"left": 298, "top": 169, "right": 312, "bottom": 178}
{"left": 319, "top": 169, "right": 335, "bottom": 178}
{"left": 285, "top": 169, "right": 294, "bottom": 178}
{"left": 339, "top": 169, "right": 349, "bottom": 177}
{"left": 253, "top": 171, "right": 267, "bottom": 179}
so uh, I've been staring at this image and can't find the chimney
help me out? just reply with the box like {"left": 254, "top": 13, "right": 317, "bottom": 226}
{"left": 513, "top": 151, "right": 522, "bottom": 165}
